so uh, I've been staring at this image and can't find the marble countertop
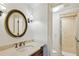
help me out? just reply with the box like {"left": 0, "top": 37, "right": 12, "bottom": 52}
{"left": 0, "top": 41, "right": 45, "bottom": 56}
{"left": 0, "top": 39, "right": 29, "bottom": 47}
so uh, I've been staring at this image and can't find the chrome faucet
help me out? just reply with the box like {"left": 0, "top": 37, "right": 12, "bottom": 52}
{"left": 15, "top": 41, "right": 26, "bottom": 48}
{"left": 19, "top": 41, "right": 25, "bottom": 47}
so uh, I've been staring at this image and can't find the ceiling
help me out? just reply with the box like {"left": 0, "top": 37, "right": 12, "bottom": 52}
{"left": 0, "top": 3, "right": 65, "bottom": 13}
{"left": 52, "top": 3, "right": 62, "bottom": 7}
{"left": 4, "top": 3, "right": 62, "bottom": 8}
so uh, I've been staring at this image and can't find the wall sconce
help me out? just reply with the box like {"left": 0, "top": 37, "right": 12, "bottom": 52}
{"left": 28, "top": 18, "right": 33, "bottom": 23}
{"left": 0, "top": 4, "right": 6, "bottom": 16}
{"left": 0, "top": 11, "right": 3, "bottom": 16}
{"left": 28, "top": 14, "right": 34, "bottom": 23}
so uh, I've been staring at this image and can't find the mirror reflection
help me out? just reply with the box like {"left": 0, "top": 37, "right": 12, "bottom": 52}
{"left": 9, "top": 13, "right": 26, "bottom": 36}
{"left": 5, "top": 10, "right": 27, "bottom": 37}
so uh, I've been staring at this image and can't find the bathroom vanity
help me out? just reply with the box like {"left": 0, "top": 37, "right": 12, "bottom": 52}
{"left": 0, "top": 40, "right": 45, "bottom": 56}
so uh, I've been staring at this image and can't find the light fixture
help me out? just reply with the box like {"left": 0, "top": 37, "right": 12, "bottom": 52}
{"left": 0, "top": 4, "right": 6, "bottom": 16}
{"left": 53, "top": 4, "right": 64, "bottom": 12}
{"left": 28, "top": 18, "right": 33, "bottom": 23}
{"left": 0, "top": 11, "right": 3, "bottom": 16}
{"left": 28, "top": 14, "right": 33, "bottom": 23}
{"left": 0, "top": 4, "right": 6, "bottom": 10}
{"left": 0, "top": 0, "right": 7, "bottom": 10}
{"left": 0, "top": 0, "right": 7, "bottom": 5}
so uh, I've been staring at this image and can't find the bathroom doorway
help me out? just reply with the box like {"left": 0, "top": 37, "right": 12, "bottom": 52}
{"left": 60, "top": 13, "right": 79, "bottom": 56}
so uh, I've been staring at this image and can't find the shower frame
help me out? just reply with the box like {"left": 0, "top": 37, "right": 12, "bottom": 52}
{"left": 59, "top": 12, "right": 79, "bottom": 56}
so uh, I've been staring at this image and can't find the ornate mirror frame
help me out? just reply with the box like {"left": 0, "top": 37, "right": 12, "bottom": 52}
{"left": 5, "top": 9, "right": 27, "bottom": 37}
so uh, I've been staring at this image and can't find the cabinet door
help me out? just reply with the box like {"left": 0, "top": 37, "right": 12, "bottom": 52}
{"left": 31, "top": 47, "right": 43, "bottom": 56}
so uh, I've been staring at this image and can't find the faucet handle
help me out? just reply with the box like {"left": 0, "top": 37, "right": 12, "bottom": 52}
{"left": 19, "top": 42, "right": 23, "bottom": 47}
{"left": 15, "top": 43, "right": 18, "bottom": 48}
{"left": 14, "top": 41, "right": 26, "bottom": 48}
{"left": 19, "top": 41, "right": 25, "bottom": 47}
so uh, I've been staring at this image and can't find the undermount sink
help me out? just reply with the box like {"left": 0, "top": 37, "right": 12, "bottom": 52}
{"left": 9, "top": 41, "right": 44, "bottom": 56}
{"left": 15, "top": 45, "right": 34, "bottom": 52}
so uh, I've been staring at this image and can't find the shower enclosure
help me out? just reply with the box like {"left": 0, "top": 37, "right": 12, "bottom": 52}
{"left": 60, "top": 12, "right": 79, "bottom": 56}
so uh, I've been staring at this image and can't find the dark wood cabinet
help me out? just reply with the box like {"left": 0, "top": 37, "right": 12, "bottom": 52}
{"left": 31, "top": 47, "right": 43, "bottom": 56}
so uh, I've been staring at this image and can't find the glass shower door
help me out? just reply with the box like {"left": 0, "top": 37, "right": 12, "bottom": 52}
{"left": 61, "top": 16, "right": 77, "bottom": 56}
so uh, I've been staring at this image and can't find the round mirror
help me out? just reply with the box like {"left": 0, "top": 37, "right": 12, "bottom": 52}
{"left": 5, "top": 9, "right": 27, "bottom": 37}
